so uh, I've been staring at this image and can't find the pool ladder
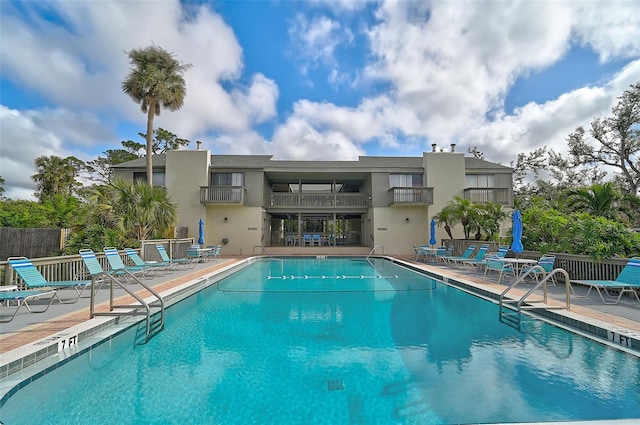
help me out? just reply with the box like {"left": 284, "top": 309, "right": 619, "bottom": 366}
{"left": 89, "top": 270, "right": 165, "bottom": 344}
{"left": 498, "top": 267, "right": 571, "bottom": 331}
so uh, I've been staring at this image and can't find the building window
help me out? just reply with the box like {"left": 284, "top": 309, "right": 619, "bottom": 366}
{"left": 211, "top": 172, "right": 244, "bottom": 186}
{"left": 389, "top": 174, "right": 422, "bottom": 187}
{"left": 133, "top": 172, "right": 165, "bottom": 186}
{"left": 465, "top": 174, "right": 495, "bottom": 188}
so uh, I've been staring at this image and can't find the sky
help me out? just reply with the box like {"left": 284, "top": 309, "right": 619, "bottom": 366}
{"left": 1, "top": 0, "right": 639, "bottom": 200}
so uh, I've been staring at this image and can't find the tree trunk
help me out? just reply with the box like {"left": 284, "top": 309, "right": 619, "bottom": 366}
{"left": 146, "top": 101, "right": 156, "bottom": 186}
{"left": 444, "top": 224, "right": 453, "bottom": 239}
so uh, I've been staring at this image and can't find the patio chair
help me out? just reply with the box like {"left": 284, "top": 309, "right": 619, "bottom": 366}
{"left": 520, "top": 255, "right": 556, "bottom": 285}
{"left": 7, "top": 257, "right": 92, "bottom": 304}
{"left": 312, "top": 234, "right": 321, "bottom": 246}
{"left": 483, "top": 255, "right": 515, "bottom": 284}
{"left": 569, "top": 257, "right": 640, "bottom": 304}
{"left": 434, "top": 246, "right": 452, "bottom": 262}
{"left": 441, "top": 245, "right": 476, "bottom": 265}
{"left": 413, "top": 245, "right": 427, "bottom": 262}
{"left": 155, "top": 245, "right": 196, "bottom": 270}
{"left": 124, "top": 248, "right": 173, "bottom": 274}
{"left": 0, "top": 289, "right": 57, "bottom": 323}
{"left": 303, "top": 234, "right": 312, "bottom": 246}
{"left": 103, "top": 247, "right": 153, "bottom": 279}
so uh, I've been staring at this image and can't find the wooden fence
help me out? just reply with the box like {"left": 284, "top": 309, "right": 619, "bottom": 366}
{"left": 444, "top": 239, "right": 632, "bottom": 282}
{"left": 0, "top": 227, "right": 64, "bottom": 261}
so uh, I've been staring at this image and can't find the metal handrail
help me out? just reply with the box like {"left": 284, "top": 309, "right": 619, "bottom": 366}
{"left": 90, "top": 270, "right": 165, "bottom": 343}
{"left": 253, "top": 245, "right": 272, "bottom": 257}
{"left": 499, "top": 267, "right": 571, "bottom": 330}
{"left": 367, "top": 245, "right": 384, "bottom": 259}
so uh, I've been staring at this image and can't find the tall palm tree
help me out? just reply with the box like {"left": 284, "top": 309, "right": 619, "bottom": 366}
{"left": 447, "top": 196, "right": 477, "bottom": 239}
{"left": 122, "top": 45, "right": 191, "bottom": 185}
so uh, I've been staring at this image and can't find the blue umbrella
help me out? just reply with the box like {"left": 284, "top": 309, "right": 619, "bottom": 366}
{"left": 429, "top": 218, "right": 437, "bottom": 246}
{"left": 197, "top": 218, "right": 205, "bottom": 245}
{"left": 510, "top": 209, "right": 523, "bottom": 255}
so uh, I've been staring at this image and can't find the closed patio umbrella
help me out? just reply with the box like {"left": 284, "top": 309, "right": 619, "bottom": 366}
{"left": 198, "top": 218, "right": 205, "bottom": 246}
{"left": 510, "top": 210, "right": 523, "bottom": 255}
{"left": 429, "top": 218, "right": 437, "bottom": 246}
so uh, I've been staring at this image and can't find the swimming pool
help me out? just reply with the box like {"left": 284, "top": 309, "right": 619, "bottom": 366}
{"left": 1, "top": 257, "right": 639, "bottom": 424}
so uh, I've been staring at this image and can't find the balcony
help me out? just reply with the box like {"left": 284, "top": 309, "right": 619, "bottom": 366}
{"left": 200, "top": 186, "right": 246, "bottom": 205}
{"left": 267, "top": 192, "right": 369, "bottom": 209}
{"left": 463, "top": 188, "right": 511, "bottom": 206}
{"left": 388, "top": 187, "right": 433, "bottom": 206}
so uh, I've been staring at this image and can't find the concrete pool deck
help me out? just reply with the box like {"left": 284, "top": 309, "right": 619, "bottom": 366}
{"left": 1, "top": 255, "right": 639, "bottom": 378}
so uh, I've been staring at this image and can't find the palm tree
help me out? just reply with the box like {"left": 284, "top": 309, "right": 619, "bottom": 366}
{"left": 122, "top": 45, "right": 191, "bottom": 186}
{"left": 567, "top": 182, "right": 639, "bottom": 223}
{"left": 447, "top": 196, "right": 477, "bottom": 239}
{"left": 433, "top": 209, "right": 455, "bottom": 239}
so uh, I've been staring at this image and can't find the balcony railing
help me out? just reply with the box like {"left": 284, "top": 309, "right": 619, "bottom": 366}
{"left": 463, "top": 188, "right": 511, "bottom": 206}
{"left": 200, "top": 186, "right": 246, "bottom": 205}
{"left": 267, "top": 192, "right": 369, "bottom": 209}
{"left": 388, "top": 187, "right": 433, "bottom": 206}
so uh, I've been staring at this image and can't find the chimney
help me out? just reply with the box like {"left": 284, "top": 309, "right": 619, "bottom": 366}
{"left": 196, "top": 140, "right": 202, "bottom": 150}
{"left": 431, "top": 143, "right": 437, "bottom": 152}
{"left": 450, "top": 143, "right": 456, "bottom": 152}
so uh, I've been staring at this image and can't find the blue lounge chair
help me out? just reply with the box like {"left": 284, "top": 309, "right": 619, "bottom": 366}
{"left": 441, "top": 245, "right": 476, "bottom": 265}
{"left": 570, "top": 257, "right": 640, "bottom": 304}
{"left": 458, "top": 245, "right": 490, "bottom": 267}
{"left": 7, "top": 257, "right": 92, "bottom": 304}
{"left": 434, "top": 246, "right": 453, "bottom": 262}
{"left": 312, "top": 234, "right": 321, "bottom": 246}
{"left": 103, "top": 247, "right": 152, "bottom": 279}
{"left": 156, "top": 244, "right": 195, "bottom": 269}
{"left": 0, "top": 289, "right": 57, "bottom": 323}
{"left": 124, "top": 248, "right": 173, "bottom": 274}
{"left": 303, "top": 234, "right": 312, "bottom": 246}
{"left": 413, "top": 245, "right": 428, "bottom": 262}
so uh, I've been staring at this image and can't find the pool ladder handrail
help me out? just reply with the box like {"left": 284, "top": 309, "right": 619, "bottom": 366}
{"left": 253, "top": 245, "right": 272, "bottom": 257}
{"left": 89, "top": 270, "right": 165, "bottom": 343}
{"left": 367, "top": 245, "right": 384, "bottom": 259}
{"left": 498, "top": 267, "right": 571, "bottom": 331}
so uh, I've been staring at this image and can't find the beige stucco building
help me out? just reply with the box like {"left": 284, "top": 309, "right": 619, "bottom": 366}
{"left": 113, "top": 147, "right": 513, "bottom": 256}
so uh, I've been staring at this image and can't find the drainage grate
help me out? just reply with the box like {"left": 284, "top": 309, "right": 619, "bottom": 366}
{"left": 327, "top": 379, "right": 345, "bottom": 391}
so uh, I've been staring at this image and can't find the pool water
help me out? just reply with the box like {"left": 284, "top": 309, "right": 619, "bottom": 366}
{"left": 2, "top": 257, "right": 639, "bottom": 424}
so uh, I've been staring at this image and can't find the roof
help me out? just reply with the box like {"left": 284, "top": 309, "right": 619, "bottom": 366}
{"left": 111, "top": 152, "right": 512, "bottom": 171}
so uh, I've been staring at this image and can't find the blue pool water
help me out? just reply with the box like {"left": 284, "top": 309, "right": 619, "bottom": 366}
{"left": 2, "top": 257, "right": 639, "bottom": 424}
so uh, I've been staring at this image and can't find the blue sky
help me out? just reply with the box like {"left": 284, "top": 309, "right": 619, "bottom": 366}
{"left": 1, "top": 0, "right": 639, "bottom": 200}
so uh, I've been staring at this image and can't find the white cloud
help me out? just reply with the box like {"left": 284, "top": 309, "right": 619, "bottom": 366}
{"left": 0, "top": 105, "right": 108, "bottom": 200}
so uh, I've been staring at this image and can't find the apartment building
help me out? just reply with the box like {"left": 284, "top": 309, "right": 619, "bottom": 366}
{"left": 112, "top": 147, "right": 513, "bottom": 255}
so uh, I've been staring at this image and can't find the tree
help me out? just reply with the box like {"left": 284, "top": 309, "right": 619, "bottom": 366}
{"left": 446, "top": 197, "right": 477, "bottom": 240}
{"left": 567, "top": 82, "right": 640, "bottom": 194}
{"left": 0, "top": 176, "right": 5, "bottom": 199}
{"left": 474, "top": 202, "right": 509, "bottom": 241}
{"left": 86, "top": 141, "right": 143, "bottom": 185}
{"left": 32, "top": 156, "right": 84, "bottom": 202}
{"left": 122, "top": 45, "right": 191, "bottom": 186}
{"left": 567, "top": 182, "right": 640, "bottom": 224}
{"left": 138, "top": 127, "right": 190, "bottom": 154}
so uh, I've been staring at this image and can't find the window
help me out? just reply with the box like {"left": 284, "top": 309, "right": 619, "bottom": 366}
{"left": 389, "top": 174, "right": 422, "bottom": 187}
{"left": 465, "top": 174, "right": 495, "bottom": 188}
{"left": 133, "top": 172, "right": 165, "bottom": 186}
{"left": 389, "top": 174, "right": 423, "bottom": 202}
{"left": 211, "top": 172, "right": 244, "bottom": 186}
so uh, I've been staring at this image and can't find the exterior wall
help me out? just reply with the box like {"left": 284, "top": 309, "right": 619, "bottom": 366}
{"left": 424, "top": 151, "right": 466, "bottom": 241}
{"left": 244, "top": 170, "right": 264, "bottom": 207}
{"left": 165, "top": 150, "right": 210, "bottom": 241}
{"left": 205, "top": 206, "right": 263, "bottom": 255}
{"left": 370, "top": 172, "right": 390, "bottom": 206}
{"left": 370, "top": 206, "right": 429, "bottom": 254}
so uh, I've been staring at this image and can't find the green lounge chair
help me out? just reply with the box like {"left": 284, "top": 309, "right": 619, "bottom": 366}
{"left": 441, "top": 245, "right": 476, "bottom": 265}
{"left": 570, "top": 257, "right": 640, "bottom": 304}
{"left": 156, "top": 244, "right": 196, "bottom": 270}
{"left": 124, "top": 248, "right": 173, "bottom": 275}
{"left": 103, "top": 247, "right": 152, "bottom": 279}
{"left": 7, "top": 257, "right": 92, "bottom": 304}
{"left": 0, "top": 289, "right": 57, "bottom": 323}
